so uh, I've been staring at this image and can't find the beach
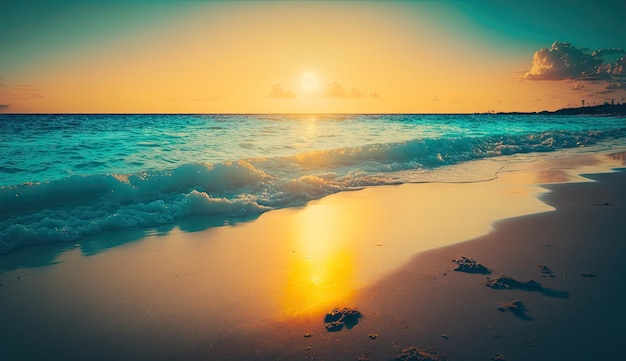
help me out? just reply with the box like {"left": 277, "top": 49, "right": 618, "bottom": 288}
{"left": 1, "top": 151, "right": 625, "bottom": 361}
{"left": 3, "top": 0, "right": 626, "bottom": 359}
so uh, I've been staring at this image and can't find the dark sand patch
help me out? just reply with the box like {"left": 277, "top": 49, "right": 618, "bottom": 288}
{"left": 452, "top": 256, "right": 492, "bottom": 274}
{"left": 484, "top": 275, "right": 570, "bottom": 298}
{"left": 497, "top": 299, "right": 533, "bottom": 321}
{"left": 324, "top": 307, "right": 362, "bottom": 331}
{"left": 392, "top": 346, "right": 447, "bottom": 361}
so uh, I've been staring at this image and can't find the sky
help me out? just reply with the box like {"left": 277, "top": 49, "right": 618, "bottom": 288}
{"left": 1, "top": 0, "right": 625, "bottom": 114}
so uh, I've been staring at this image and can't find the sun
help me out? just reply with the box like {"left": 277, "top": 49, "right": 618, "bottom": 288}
{"left": 301, "top": 72, "right": 321, "bottom": 94}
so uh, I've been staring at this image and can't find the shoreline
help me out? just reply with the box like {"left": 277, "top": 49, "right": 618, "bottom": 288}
{"left": 200, "top": 168, "right": 626, "bottom": 361}
{"left": 1, "top": 153, "right": 625, "bottom": 360}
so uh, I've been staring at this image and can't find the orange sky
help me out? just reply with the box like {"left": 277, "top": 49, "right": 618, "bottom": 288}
{"left": 1, "top": 1, "right": 624, "bottom": 114}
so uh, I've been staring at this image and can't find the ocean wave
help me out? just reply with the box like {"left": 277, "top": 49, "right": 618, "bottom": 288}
{"left": 1, "top": 128, "right": 625, "bottom": 253}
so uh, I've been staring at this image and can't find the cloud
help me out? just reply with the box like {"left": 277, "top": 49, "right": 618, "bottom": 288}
{"left": 525, "top": 41, "right": 626, "bottom": 81}
{"left": 269, "top": 80, "right": 378, "bottom": 100}
{"left": 592, "top": 48, "right": 626, "bottom": 57}
{"left": 324, "top": 81, "right": 375, "bottom": 99}
{"left": 269, "top": 83, "right": 295, "bottom": 98}
{"left": 325, "top": 81, "right": 347, "bottom": 98}
{"left": 611, "top": 56, "right": 625, "bottom": 75}
{"left": 597, "top": 56, "right": 626, "bottom": 76}
{"left": 570, "top": 81, "right": 584, "bottom": 90}
{"left": 524, "top": 42, "right": 603, "bottom": 80}
{"left": 6, "top": 84, "right": 45, "bottom": 100}
{"left": 0, "top": 104, "right": 9, "bottom": 109}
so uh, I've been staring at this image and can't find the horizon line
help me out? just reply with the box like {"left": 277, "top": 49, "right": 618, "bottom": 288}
{"left": 0, "top": 111, "right": 551, "bottom": 116}
{"left": 1, "top": 103, "right": 622, "bottom": 117}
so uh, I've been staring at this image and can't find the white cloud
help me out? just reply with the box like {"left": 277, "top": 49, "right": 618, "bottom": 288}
{"left": 525, "top": 41, "right": 626, "bottom": 81}
{"left": 525, "top": 42, "right": 626, "bottom": 101}
{"left": 524, "top": 42, "right": 603, "bottom": 80}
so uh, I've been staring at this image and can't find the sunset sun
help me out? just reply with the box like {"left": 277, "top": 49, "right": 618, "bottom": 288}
{"left": 300, "top": 72, "right": 321, "bottom": 94}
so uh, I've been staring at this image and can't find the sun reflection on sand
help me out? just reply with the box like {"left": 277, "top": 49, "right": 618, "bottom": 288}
{"left": 273, "top": 170, "right": 558, "bottom": 317}
{"left": 279, "top": 203, "right": 356, "bottom": 316}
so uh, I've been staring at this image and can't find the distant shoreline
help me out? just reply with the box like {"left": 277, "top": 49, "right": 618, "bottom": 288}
{"left": 1, "top": 104, "right": 625, "bottom": 116}
{"left": 493, "top": 103, "right": 626, "bottom": 117}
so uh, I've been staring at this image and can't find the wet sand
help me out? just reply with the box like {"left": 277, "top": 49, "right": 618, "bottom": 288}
{"left": 1, "top": 152, "right": 625, "bottom": 361}
{"left": 202, "top": 169, "right": 626, "bottom": 361}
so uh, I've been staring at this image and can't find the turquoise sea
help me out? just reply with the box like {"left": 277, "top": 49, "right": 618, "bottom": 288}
{"left": 1, "top": 113, "right": 626, "bottom": 253}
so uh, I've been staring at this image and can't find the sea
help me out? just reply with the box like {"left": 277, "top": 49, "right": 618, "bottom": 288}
{"left": 1, "top": 113, "right": 626, "bottom": 254}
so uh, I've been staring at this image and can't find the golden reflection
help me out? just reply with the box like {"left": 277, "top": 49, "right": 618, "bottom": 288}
{"left": 279, "top": 203, "right": 356, "bottom": 317}
{"left": 535, "top": 169, "right": 574, "bottom": 184}
{"left": 303, "top": 116, "right": 319, "bottom": 143}
{"left": 500, "top": 169, "right": 572, "bottom": 184}
{"left": 291, "top": 116, "right": 322, "bottom": 157}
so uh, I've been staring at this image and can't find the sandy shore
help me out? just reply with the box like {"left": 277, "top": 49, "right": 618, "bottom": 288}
{"left": 1, "top": 152, "right": 625, "bottom": 361}
{"left": 200, "top": 170, "right": 626, "bottom": 361}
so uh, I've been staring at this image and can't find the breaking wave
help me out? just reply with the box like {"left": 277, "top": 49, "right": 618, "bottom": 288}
{"left": 2, "top": 128, "right": 625, "bottom": 253}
